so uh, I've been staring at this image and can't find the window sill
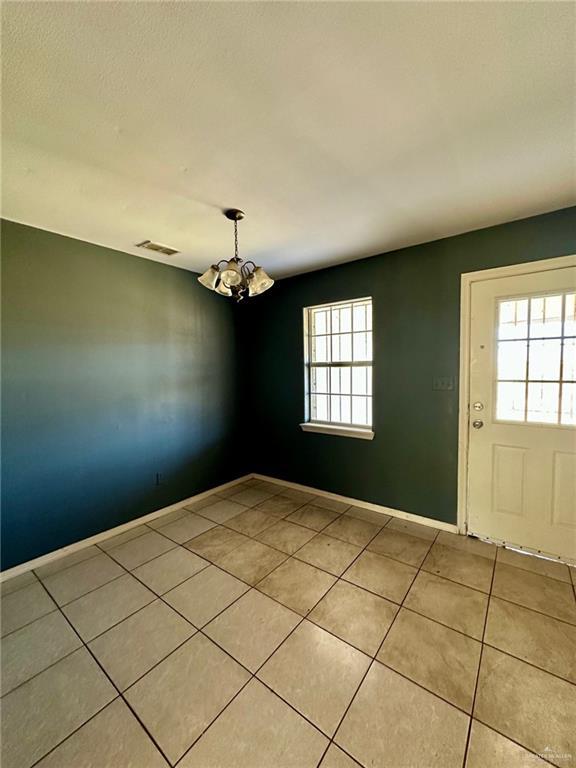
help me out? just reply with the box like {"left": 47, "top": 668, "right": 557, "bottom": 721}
{"left": 300, "top": 423, "right": 375, "bottom": 440}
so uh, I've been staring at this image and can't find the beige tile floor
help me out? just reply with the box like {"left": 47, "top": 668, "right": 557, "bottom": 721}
{"left": 1, "top": 477, "right": 575, "bottom": 768}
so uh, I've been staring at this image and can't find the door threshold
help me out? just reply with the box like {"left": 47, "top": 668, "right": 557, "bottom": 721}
{"left": 468, "top": 531, "right": 575, "bottom": 567}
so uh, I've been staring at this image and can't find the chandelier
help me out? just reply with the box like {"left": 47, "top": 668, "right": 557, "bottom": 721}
{"left": 197, "top": 209, "right": 274, "bottom": 301}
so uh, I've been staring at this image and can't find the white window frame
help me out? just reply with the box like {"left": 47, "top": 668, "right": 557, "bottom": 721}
{"left": 300, "top": 297, "right": 374, "bottom": 440}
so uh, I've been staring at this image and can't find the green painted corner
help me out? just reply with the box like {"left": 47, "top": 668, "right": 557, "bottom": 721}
{"left": 238, "top": 206, "right": 576, "bottom": 524}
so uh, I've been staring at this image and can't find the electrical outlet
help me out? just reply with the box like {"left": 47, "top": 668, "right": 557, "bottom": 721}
{"left": 432, "top": 376, "right": 455, "bottom": 391}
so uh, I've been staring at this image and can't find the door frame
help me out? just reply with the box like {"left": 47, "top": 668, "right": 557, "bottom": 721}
{"left": 457, "top": 253, "right": 576, "bottom": 536}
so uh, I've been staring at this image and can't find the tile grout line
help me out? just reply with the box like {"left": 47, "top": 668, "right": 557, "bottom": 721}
{"left": 28, "top": 579, "right": 174, "bottom": 768}
{"left": 12, "top": 533, "right": 573, "bottom": 717}
{"left": 6, "top": 485, "right": 574, "bottom": 767}
{"left": 457, "top": 560, "right": 562, "bottom": 768}
{"left": 171, "top": 566, "right": 343, "bottom": 764}
{"left": 29, "top": 583, "right": 564, "bottom": 768}
{"left": 43, "top": 570, "right": 130, "bottom": 610}
{"left": 32, "top": 501, "right": 300, "bottom": 768}
{"left": 117, "top": 496, "right": 384, "bottom": 765}
{"left": 0, "top": 607, "right": 198, "bottom": 703}
{"left": 171, "top": 527, "right": 380, "bottom": 767}
{"left": 210, "top": 507, "right": 417, "bottom": 767}
{"left": 459, "top": 545, "right": 497, "bottom": 768}
{"left": 0, "top": 479, "right": 251, "bottom": 588}
{"left": 42, "top": 495, "right": 576, "bottom": 691}
{"left": 469, "top": 716, "right": 558, "bottom": 768}
{"left": 8, "top": 511, "right": 574, "bottom": 698}
{"left": 1, "top": 606, "right": 62, "bottom": 642}
{"left": 318, "top": 523, "right": 426, "bottom": 767}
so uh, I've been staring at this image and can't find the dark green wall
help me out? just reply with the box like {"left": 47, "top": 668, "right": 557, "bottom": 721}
{"left": 1, "top": 220, "right": 243, "bottom": 569}
{"left": 241, "top": 207, "right": 576, "bottom": 525}
{"left": 3, "top": 208, "right": 575, "bottom": 568}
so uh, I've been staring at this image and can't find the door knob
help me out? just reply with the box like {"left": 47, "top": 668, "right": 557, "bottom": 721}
{"left": 472, "top": 420, "right": 484, "bottom": 429}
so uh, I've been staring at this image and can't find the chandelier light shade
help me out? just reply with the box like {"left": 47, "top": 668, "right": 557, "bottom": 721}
{"left": 197, "top": 209, "right": 274, "bottom": 302}
{"left": 197, "top": 265, "right": 219, "bottom": 290}
{"left": 215, "top": 280, "right": 232, "bottom": 297}
{"left": 248, "top": 266, "right": 275, "bottom": 296}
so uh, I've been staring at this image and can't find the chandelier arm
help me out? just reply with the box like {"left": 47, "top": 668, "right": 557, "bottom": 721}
{"left": 240, "top": 262, "right": 256, "bottom": 279}
{"left": 216, "top": 260, "right": 229, "bottom": 270}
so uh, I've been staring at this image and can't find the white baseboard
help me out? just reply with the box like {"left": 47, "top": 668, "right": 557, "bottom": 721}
{"left": 0, "top": 475, "right": 252, "bottom": 582}
{"left": 1, "top": 472, "right": 459, "bottom": 582}
{"left": 252, "top": 473, "right": 459, "bottom": 534}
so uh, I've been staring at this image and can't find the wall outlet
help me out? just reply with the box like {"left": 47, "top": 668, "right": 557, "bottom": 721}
{"left": 432, "top": 376, "right": 455, "bottom": 391}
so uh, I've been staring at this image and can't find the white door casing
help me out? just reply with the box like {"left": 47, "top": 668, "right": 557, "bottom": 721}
{"left": 459, "top": 256, "right": 576, "bottom": 563}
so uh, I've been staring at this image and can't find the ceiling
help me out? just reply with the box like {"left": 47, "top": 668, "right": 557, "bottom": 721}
{"left": 2, "top": 2, "right": 575, "bottom": 278}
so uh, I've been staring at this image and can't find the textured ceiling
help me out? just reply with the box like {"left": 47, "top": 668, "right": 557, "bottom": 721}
{"left": 2, "top": 2, "right": 575, "bottom": 278}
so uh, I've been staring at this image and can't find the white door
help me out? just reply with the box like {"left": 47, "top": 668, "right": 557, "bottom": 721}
{"left": 466, "top": 259, "right": 576, "bottom": 562}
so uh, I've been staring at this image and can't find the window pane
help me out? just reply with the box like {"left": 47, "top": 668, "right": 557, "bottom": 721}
{"left": 561, "top": 383, "right": 576, "bottom": 425}
{"left": 332, "top": 333, "right": 352, "bottom": 362}
{"left": 530, "top": 295, "right": 562, "bottom": 338}
{"left": 498, "top": 299, "right": 528, "bottom": 340}
{"left": 352, "top": 396, "right": 369, "bottom": 426}
{"left": 340, "top": 367, "right": 351, "bottom": 394}
{"left": 527, "top": 382, "right": 559, "bottom": 424}
{"left": 565, "top": 294, "right": 576, "bottom": 336}
{"left": 330, "top": 367, "right": 339, "bottom": 395}
{"left": 331, "top": 308, "right": 341, "bottom": 334}
{"left": 335, "top": 306, "right": 352, "bottom": 333}
{"left": 497, "top": 340, "right": 527, "bottom": 380}
{"left": 528, "top": 339, "right": 561, "bottom": 381}
{"left": 312, "top": 309, "right": 328, "bottom": 336}
{"left": 312, "top": 336, "right": 329, "bottom": 363}
{"left": 329, "top": 395, "right": 353, "bottom": 424}
{"left": 341, "top": 396, "right": 352, "bottom": 423}
{"left": 312, "top": 367, "right": 328, "bottom": 393}
{"left": 366, "top": 302, "right": 372, "bottom": 331}
{"left": 331, "top": 306, "right": 352, "bottom": 334}
{"left": 312, "top": 394, "right": 328, "bottom": 422}
{"left": 352, "top": 366, "right": 370, "bottom": 395}
{"left": 353, "top": 304, "right": 367, "bottom": 331}
{"left": 353, "top": 332, "right": 372, "bottom": 362}
{"left": 562, "top": 338, "right": 576, "bottom": 381}
{"left": 496, "top": 382, "right": 525, "bottom": 421}
{"left": 331, "top": 395, "right": 341, "bottom": 423}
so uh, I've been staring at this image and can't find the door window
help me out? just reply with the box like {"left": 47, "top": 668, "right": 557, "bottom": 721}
{"left": 496, "top": 293, "right": 576, "bottom": 425}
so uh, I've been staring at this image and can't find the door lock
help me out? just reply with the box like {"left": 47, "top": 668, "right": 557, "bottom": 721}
{"left": 473, "top": 402, "right": 484, "bottom": 411}
{"left": 472, "top": 420, "right": 484, "bottom": 429}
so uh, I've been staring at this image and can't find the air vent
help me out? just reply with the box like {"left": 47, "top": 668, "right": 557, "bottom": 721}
{"left": 135, "top": 240, "right": 179, "bottom": 256}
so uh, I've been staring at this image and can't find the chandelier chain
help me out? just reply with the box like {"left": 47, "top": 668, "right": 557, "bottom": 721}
{"left": 234, "top": 220, "right": 239, "bottom": 261}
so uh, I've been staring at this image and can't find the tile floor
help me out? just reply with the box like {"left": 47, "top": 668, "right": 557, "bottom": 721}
{"left": 1, "top": 477, "right": 575, "bottom": 768}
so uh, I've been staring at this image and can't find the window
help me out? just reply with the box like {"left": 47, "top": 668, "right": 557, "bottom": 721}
{"left": 495, "top": 292, "right": 576, "bottom": 425}
{"left": 302, "top": 297, "right": 374, "bottom": 439}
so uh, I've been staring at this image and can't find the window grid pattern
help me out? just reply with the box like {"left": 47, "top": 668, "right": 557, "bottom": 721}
{"left": 496, "top": 293, "right": 576, "bottom": 425}
{"left": 306, "top": 298, "right": 373, "bottom": 428}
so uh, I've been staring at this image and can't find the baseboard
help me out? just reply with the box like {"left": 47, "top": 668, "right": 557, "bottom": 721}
{"left": 0, "top": 475, "right": 252, "bottom": 582}
{"left": 1, "top": 471, "right": 459, "bottom": 582}
{"left": 252, "top": 473, "right": 459, "bottom": 534}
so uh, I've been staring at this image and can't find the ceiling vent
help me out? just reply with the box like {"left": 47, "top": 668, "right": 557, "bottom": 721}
{"left": 135, "top": 240, "right": 179, "bottom": 256}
